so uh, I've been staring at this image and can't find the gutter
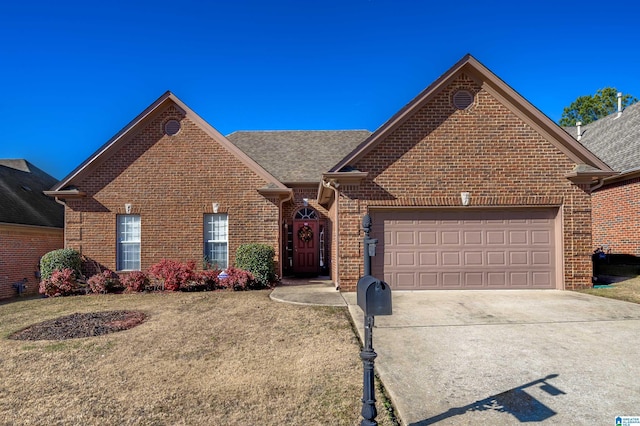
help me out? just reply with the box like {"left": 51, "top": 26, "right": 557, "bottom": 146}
{"left": 321, "top": 179, "right": 340, "bottom": 290}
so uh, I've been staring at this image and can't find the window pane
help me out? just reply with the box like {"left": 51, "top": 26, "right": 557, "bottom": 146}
{"left": 117, "top": 215, "right": 141, "bottom": 270}
{"left": 205, "top": 242, "right": 228, "bottom": 269}
{"left": 204, "top": 214, "right": 228, "bottom": 269}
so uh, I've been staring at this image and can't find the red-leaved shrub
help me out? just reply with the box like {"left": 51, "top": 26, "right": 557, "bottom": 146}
{"left": 184, "top": 268, "right": 221, "bottom": 291}
{"left": 218, "top": 267, "right": 254, "bottom": 291}
{"left": 121, "top": 271, "right": 149, "bottom": 293}
{"left": 148, "top": 259, "right": 196, "bottom": 291}
{"left": 39, "top": 268, "right": 79, "bottom": 297}
{"left": 87, "top": 270, "right": 121, "bottom": 294}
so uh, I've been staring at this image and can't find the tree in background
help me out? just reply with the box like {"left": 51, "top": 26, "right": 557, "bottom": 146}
{"left": 559, "top": 87, "right": 638, "bottom": 127}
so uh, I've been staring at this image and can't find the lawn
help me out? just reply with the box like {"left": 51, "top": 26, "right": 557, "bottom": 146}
{"left": 0, "top": 291, "right": 395, "bottom": 425}
{"left": 577, "top": 275, "right": 640, "bottom": 304}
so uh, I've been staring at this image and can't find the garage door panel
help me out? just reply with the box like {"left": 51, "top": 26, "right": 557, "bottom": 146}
{"left": 442, "top": 273, "right": 462, "bottom": 287}
{"left": 464, "top": 231, "right": 483, "bottom": 244}
{"left": 532, "top": 230, "right": 551, "bottom": 244}
{"left": 396, "top": 231, "right": 415, "bottom": 245}
{"left": 532, "top": 251, "right": 550, "bottom": 265}
{"left": 396, "top": 252, "right": 416, "bottom": 266}
{"left": 371, "top": 209, "right": 557, "bottom": 290}
{"left": 419, "top": 231, "right": 437, "bottom": 245}
{"left": 441, "top": 231, "right": 459, "bottom": 244}
{"left": 419, "top": 252, "right": 438, "bottom": 266}
{"left": 486, "top": 231, "right": 506, "bottom": 244}
{"left": 464, "top": 251, "right": 483, "bottom": 265}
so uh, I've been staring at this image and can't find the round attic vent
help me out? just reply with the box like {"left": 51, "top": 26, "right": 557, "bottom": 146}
{"left": 453, "top": 90, "right": 474, "bottom": 110}
{"left": 164, "top": 119, "right": 181, "bottom": 136}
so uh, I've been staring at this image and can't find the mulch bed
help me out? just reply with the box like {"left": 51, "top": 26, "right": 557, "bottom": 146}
{"left": 8, "top": 311, "right": 147, "bottom": 341}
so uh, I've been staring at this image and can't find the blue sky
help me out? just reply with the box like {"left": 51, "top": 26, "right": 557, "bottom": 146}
{"left": 1, "top": 0, "right": 639, "bottom": 179}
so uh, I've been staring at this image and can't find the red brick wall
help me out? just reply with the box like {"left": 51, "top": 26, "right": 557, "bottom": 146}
{"left": 592, "top": 177, "right": 640, "bottom": 256}
{"left": 64, "top": 103, "right": 280, "bottom": 274}
{"left": 336, "top": 74, "right": 593, "bottom": 291}
{"left": 0, "top": 224, "right": 63, "bottom": 300}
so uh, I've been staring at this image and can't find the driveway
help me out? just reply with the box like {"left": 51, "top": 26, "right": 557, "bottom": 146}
{"left": 343, "top": 290, "right": 640, "bottom": 425}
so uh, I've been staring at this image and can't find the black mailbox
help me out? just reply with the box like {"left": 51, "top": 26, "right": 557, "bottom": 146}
{"left": 357, "top": 275, "right": 392, "bottom": 316}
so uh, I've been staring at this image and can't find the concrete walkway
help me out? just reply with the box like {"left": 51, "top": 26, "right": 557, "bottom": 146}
{"left": 271, "top": 280, "right": 640, "bottom": 425}
{"left": 270, "top": 277, "right": 347, "bottom": 307}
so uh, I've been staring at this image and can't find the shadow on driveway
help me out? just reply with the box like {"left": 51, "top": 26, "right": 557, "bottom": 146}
{"left": 410, "top": 374, "right": 566, "bottom": 425}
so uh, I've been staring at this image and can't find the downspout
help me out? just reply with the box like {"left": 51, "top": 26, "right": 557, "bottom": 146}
{"left": 322, "top": 179, "right": 340, "bottom": 290}
{"left": 53, "top": 197, "right": 68, "bottom": 249}
{"left": 279, "top": 191, "right": 294, "bottom": 279}
{"left": 591, "top": 178, "right": 605, "bottom": 192}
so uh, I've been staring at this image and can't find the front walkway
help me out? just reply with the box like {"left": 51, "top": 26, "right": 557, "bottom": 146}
{"left": 270, "top": 277, "right": 347, "bottom": 307}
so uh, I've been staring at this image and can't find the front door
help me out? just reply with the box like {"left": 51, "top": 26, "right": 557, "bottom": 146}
{"left": 293, "top": 206, "right": 319, "bottom": 275}
{"left": 294, "top": 220, "right": 318, "bottom": 275}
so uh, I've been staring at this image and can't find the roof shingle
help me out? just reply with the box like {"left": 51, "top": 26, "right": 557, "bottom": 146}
{"left": 569, "top": 102, "right": 640, "bottom": 172}
{"left": 0, "top": 160, "right": 64, "bottom": 228}
{"left": 226, "top": 130, "right": 371, "bottom": 183}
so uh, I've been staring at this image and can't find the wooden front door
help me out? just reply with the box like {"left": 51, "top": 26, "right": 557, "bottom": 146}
{"left": 293, "top": 220, "right": 319, "bottom": 275}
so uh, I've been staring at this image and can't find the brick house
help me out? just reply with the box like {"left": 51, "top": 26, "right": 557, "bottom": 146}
{"left": 0, "top": 160, "right": 64, "bottom": 300}
{"left": 47, "top": 55, "right": 612, "bottom": 291}
{"left": 569, "top": 101, "right": 640, "bottom": 257}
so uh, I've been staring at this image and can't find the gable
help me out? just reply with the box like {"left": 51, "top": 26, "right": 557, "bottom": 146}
{"left": 331, "top": 54, "right": 612, "bottom": 176}
{"left": 48, "top": 92, "right": 287, "bottom": 196}
{"left": 353, "top": 73, "right": 582, "bottom": 199}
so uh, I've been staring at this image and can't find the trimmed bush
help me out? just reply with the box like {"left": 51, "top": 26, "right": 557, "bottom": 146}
{"left": 218, "top": 267, "right": 254, "bottom": 291}
{"left": 235, "top": 244, "right": 276, "bottom": 288}
{"left": 121, "top": 271, "right": 150, "bottom": 293}
{"left": 87, "top": 270, "right": 121, "bottom": 294}
{"left": 40, "top": 249, "right": 82, "bottom": 281}
{"left": 148, "top": 259, "right": 197, "bottom": 291}
{"left": 39, "top": 268, "right": 79, "bottom": 297}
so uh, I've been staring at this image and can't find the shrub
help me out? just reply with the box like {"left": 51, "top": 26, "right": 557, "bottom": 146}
{"left": 218, "top": 267, "right": 254, "bottom": 291}
{"left": 87, "top": 270, "right": 121, "bottom": 294}
{"left": 121, "top": 271, "right": 149, "bottom": 293}
{"left": 40, "top": 249, "right": 82, "bottom": 281}
{"left": 39, "top": 268, "right": 79, "bottom": 297}
{"left": 193, "top": 269, "right": 221, "bottom": 291}
{"left": 148, "top": 259, "right": 197, "bottom": 291}
{"left": 235, "top": 244, "right": 276, "bottom": 288}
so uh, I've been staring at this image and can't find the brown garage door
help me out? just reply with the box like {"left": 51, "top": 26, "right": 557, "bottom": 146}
{"left": 371, "top": 209, "right": 557, "bottom": 290}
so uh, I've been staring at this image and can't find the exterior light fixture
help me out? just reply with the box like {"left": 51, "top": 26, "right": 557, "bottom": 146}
{"left": 212, "top": 202, "right": 220, "bottom": 213}
{"left": 460, "top": 192, "right": 471, "bottom": 206}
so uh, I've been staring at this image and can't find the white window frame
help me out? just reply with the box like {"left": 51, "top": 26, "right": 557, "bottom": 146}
{"left": 204, "top": 213, "right": 228, "bottom": 269}
{"left": 117, "top": 214, "right": 141, "bottom": 271}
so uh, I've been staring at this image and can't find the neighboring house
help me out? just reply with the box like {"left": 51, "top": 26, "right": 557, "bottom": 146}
{"left": 0, "top": 160, "right": 64, "bottom": 299}
{"left": 569, "top": 101, "right": 640, "bottom": 257}
{"left": 46, "top": 54, "right": 613, "bottom": 291}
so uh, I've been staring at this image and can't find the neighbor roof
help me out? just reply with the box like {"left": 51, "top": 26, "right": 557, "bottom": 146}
{"left": 226, "top": 130, "right": 371, "bottom": 183}
{"left": 568, "top": 102, "right": 640, "bottom": 173}
{"left": 0, "top": 160, "right": 64, "bottom": 228}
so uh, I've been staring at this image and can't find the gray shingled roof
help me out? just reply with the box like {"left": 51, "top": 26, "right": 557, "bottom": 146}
{"left": 226, "top": 130, "right": 371, "bottom": 183}
{"left": 567, "top": 102, "right": 640, "bottom": 172}
{"left": 0, "top": 160, "right": 64, "bottom": 228}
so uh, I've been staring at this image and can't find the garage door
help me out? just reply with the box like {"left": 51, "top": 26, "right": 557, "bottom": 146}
{"left": 371, "top": 209, "right": 557, "bottom": 290}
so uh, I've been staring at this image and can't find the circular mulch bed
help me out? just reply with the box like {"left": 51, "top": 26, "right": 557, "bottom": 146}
{"left": 8, "top": 311, "right": 147, "bottom": 341}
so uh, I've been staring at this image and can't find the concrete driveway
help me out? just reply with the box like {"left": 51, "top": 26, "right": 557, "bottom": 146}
{"left": 343, "top": 290, "right": 640, "bottom": 425}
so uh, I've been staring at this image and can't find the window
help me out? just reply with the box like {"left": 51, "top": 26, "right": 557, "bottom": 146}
{"left": 204, "top": 214, "right": 228, "bottom": 269}
{"left": 295, "top": 207, "right": 318, "bottom": 219}
{"left": 117, "top": 215, "right": 141, "bottom": 271}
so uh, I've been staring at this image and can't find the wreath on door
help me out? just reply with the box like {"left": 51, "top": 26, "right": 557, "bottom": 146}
{"left": 298, "top": 225, "right": 313, "bottom": 243}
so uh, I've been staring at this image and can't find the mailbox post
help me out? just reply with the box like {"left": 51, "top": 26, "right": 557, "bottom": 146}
{"left": 357, "top": 275, "right": 392, "bottom": 426}
{"left": 362, "top": 214, "right": 377, "bottom": 276}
